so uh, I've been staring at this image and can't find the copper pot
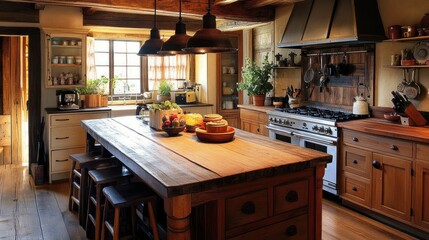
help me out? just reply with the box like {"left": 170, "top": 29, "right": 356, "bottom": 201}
{"left": 387, "top": 25, "right": 401, "bottom": 39}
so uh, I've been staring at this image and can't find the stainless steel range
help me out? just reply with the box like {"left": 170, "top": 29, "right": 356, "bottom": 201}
{"left": 267, "top": 107, "right": 362, "bottom": 196}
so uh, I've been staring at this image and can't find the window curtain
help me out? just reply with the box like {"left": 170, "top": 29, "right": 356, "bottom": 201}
{"left": 86, "top": 36, "right": 96, "bottom": 81}
{"left": 148, "top": 54, "right": 189, "bottom": 90}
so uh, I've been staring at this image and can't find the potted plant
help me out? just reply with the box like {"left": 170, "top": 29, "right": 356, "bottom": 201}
{"left": 157, "top": 80, "right": 172, "bottom": 102}
{"left": 77, "top": 76, "right": 115, "bottom": 108}
{"left": 237, "top": 54, "right": 274, "bottom": 106}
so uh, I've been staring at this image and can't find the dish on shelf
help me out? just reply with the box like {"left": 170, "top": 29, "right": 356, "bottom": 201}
{"left": 195, "top": 127, "right": 235, "bottom": 143}
{"left": 413, "top": 42, "right": 429, "bottom": 64}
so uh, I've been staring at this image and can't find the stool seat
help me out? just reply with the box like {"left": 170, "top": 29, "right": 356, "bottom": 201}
{"left": 89, "top": 167, "right": 132, "bottom": 185}
{"left": 103, "top": 182, "right": 155, "bottom": 208}
{"left": 70, "top": 153, "right": 116, "bottom": 168}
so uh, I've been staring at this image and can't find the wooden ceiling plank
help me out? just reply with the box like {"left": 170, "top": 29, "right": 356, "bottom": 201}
{"left": 243, "top": 0, "right": 303, "bottom": 8}
{"left": 3, "top": 0, "right": 274, "bottom": 22}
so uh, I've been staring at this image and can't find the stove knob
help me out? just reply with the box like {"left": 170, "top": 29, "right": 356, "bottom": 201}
{"left": 269, "top": 117, "right": 274, "bottom": 122}
{"left": 303, "top": 122, "right": 307, "bottom": 127}
{"left": 285, "top": 120, "right": 290, "bottom": 126}
{"left": 274, "top": 118, "right": 278, "bottom": 123}
{"left": 326, "top": 127, "right": 333, "bottom": 135}
{"left": 312, "top": 125, "right": 319, "bottom": 131}
{"left": 318, "top": 127, "right": 325, "bottom": 133}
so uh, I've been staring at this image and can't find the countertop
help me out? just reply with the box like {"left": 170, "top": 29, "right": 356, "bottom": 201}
{"left": 338, "top": 118, "right": 429, "bottom": 144}
{"left": 81, "top": 116, "right": 331, "bottom": 198}
{"left": 238, "top": 104, "right": 275, "bottom": 113}
{"left": 45, "top": 107, "right": 111, "bottom": 114}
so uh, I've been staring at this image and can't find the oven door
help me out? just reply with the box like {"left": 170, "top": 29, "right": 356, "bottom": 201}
{"left": 294, "top": 130, "right": 338, "bottom": 195}
{"left": 267, "top": 124, "right": 300, "bottom": 145}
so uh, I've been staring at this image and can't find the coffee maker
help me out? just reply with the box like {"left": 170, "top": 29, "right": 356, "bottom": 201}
{"left": 56, "top": 90, "right": 79, "bottom": 110}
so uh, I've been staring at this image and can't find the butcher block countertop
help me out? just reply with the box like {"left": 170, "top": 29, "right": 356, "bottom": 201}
{"left": 338, "top": 118, "right": 429, "bottom": 143}
{"left": 238, "top": 104, "right": 275, "bottom": 113}
{"left": 81, "top": 116, "right": 331, "bottom": 198}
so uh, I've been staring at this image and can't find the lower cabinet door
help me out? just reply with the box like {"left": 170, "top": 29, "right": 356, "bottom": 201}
{"left": 51, "top": 147, "right": 85, "bottom": 172}
{"left": 228, "top": 214, "right": 308, "bottom": 240}
{"left": 372, "top": 153, "right": 412, "bottom": 222}
{"left": 415, "top": 160, "right": 429, "bottom": 229}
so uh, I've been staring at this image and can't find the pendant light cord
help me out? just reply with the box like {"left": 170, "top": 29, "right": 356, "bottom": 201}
{"left": 179, "top": 0, "right": 182, "bottom": 21}
{"left": 207, "top": 0, "right": 211, "bottom": 13}
{"left": 154, "top": 0, "right": 157, "bottom": 28}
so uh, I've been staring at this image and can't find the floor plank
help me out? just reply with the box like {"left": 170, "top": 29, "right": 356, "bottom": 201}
{"left": 0, "top": 165, "right": 420, "bottom": 239}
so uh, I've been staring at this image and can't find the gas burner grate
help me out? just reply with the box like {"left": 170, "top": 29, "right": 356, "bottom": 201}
{"left": 278, "top": 106, "right": 364, "bottom": 122}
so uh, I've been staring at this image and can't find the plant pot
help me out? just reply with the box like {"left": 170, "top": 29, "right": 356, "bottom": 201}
{"left": 252, "top": 95, "right": 266, "bottom": 106}
{"left": 157, "top": 94, "right": 171, "bottom": 102}
{"left": 85, "top": 94, "right": 101, "bottom": 108}
{"left": 101, "top": 95, "right": 109, "bottom": 107}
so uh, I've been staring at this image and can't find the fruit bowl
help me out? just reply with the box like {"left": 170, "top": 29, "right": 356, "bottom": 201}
{"left": 384, "top": 113, "right": 400, "bottom": 122}
{"left": 162, "top": 126, "right": 185, "bottom": 136}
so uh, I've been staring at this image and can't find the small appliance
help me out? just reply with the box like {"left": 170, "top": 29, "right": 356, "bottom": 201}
{"left": 174, "top": 92, "right": 187, "bottom": 104}
{"left": 56, "top": 90, "right": 79, "bottom": 110}
{"left": 186, "top": 91, "right": 196, "bottom": 103}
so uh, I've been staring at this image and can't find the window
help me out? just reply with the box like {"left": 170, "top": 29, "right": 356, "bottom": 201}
{"left": 94, "top": 39, "right": 141, "bottom": 95}
{"left": 147, "top": 55, "right": 189, "bottom": 91}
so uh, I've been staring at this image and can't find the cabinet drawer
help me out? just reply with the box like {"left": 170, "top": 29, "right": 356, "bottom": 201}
{"left": 228, "top": 214, "right": 308, "bottom": 240}
{"left": 240, "top": 109, "right": 267, "bottom": 124}
{"left": 225, "top": 189, "right": 268, "bottom": 230}
{"left": 274, "top": 180, "right": 308, "bottom": 214}
{"left": 51, "top": 148, "right": 85, "bottom": 172}
{"left": 342, "top": 145, "right": 372, "bottom": 178}
{"left": 341, "top": 172, "right": 371, "bottom": 207}
{"left": 50, "top": 112, "right": 109, "bottom": 127}
{"left": 50, "top": 126, "right": 85, "bottom": 149}
{"left": 416, "top": 144, "right": 429, "bottom": 162}
{"left": 343, "top": 129, "right": 412, "bottom": 158}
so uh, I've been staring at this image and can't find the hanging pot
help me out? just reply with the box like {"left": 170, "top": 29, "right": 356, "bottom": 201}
{"left": 404, "top": 69, "right": 420, "bottom": 99}
{"left": 336, "top": 53, "right": 349, "bottom": 75}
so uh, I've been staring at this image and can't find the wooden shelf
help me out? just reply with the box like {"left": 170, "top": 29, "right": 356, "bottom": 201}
{"left": 273, "top": 66, "right": 301, "bottom": 69}
{"left": 51, "top": 64, "right": 82, "bottom": 67}
{"left": 384, "top": 65, "right": 429, "bottom": 68}
{"left": 384, "top": 36, "right": 429, "bottom": 42}
{"left": 46, "top": 84, "right": 84, "bottom": 89}
{"left": 51, "top": 45, "right": 81, "bottom": 48}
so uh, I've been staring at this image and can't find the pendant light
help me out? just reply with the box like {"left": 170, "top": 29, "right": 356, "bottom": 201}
{"left": 137, "top": 0, "right": 164, "bottom": 56}
{"left": 183, "top": 0, "right": 237, "bottom": 54}
{"left": 158, "top": 0, "right": 190, "bottom": 55}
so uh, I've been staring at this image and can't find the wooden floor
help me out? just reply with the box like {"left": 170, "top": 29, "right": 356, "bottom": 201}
{"left": 0, "top": 165, "right": 419, "bottom": 240}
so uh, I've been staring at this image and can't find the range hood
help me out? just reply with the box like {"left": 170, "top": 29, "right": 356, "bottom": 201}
{"left": 277, "top": 0, "right": 386, "bottom": 48}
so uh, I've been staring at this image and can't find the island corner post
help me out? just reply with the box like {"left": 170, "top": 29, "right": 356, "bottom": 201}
{"left": 81, "top": 117, "right": 331, "bottom": 239}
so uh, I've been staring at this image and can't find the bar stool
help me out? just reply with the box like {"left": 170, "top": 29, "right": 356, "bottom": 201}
{"left": 85, "top": 166, "right": 133, "bottom": 240}
{"left": 68, "top": 152, "right": 117, "bottom": 227}
{"left": 101, "top": 182, "right": 159, "bottom": 240}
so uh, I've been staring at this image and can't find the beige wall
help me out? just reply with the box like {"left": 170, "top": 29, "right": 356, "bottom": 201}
{"left": 274, "top": 0, "right": 429, "bottom": 110}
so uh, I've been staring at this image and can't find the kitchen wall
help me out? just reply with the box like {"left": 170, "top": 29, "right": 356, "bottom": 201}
{"left": 273, "top": 0, "right": 429, "bottom": 111}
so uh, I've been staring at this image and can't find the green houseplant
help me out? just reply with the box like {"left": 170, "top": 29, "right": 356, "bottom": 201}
{"left": 157, "top": 80, "right": 172, "bottom": 102}
{"left": 76, "top": 76, "right": 116, "bottom": 107}
{"left": 237, "top": 54, "right": 274, "bottom": 106}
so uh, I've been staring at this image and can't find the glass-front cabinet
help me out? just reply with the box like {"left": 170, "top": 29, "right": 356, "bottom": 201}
{"left": 217, "top": 31, "right": 243, "bottom": 128}
{"left": 44, "top": 29, "right": 87, "bottom": 89}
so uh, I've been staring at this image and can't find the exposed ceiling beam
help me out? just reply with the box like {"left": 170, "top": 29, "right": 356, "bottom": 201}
{"left": 243, "top": 0, "right": 303, "bottom": 9}
{"left": 4, "top": 0, "right": 275, "bottom": 22}
{"left": 214, "top": 0, "right": 242, "bottom": 6}
{"left": 82, "top": 7, "right": 97, "bottom": 16}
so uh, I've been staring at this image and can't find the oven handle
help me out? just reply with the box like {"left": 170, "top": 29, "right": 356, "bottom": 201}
{"left": 292, "top": 131, "right": 338, "bottom": 146}
{"left": 266, "top": 124, "right": 294, "bottom": 135}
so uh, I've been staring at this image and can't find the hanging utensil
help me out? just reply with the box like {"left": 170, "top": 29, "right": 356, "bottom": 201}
{"left": 397, "top": 68, "right": 407, "bottom": 93}
{"left": 304, "top": 56, "right": 315, "bottom": 88}
{"left": 404, "top": 68, "right": 420, "bottom": 99}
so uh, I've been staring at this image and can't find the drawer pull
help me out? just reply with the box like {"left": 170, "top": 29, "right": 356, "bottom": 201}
{"left": 55, "top": 137, "right": 70, "bottom": 140}
{"left": 285, "top": 190, "right": 298, "bottom": 202}
{"left": 390, "top": 145, "right": 398, "bottom": 151}
{"left": 55, "top": 118, "right": 70, "bottom": 121}
{"left": 372, "top": 160, "right": 381, "bottom": 169}
{"left": 352, "top": 186, "right": 358, "bottom": 191}
{"left": 55, "top": 159, "right": 69, "bottom": 162}
{"left": 352, "top": 160, "right": 358, "bottom": 164}
{"left": 285, "top": 225, "right": 297, "bottom": 237}
{"left": 352, "top": 137, "right": 359, "bottom": 142}
{"left": 240, "top": 201, "right": 256, "bottom": 215}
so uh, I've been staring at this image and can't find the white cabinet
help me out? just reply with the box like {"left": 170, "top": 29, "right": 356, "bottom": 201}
{"left": 47, "top": 111, "right": 110, "bottom": 183}
{"left": 44, "top": 28, "right": 88, "bottom": 89}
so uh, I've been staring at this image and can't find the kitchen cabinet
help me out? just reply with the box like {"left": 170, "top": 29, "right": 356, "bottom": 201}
{"left": 372, "top": 153, "right": 412, "bottom": 222}
{"left": 44, "top": 28, "right": 88, "bottom": 89}
{"left": 217, "top": 31, "right": 243, "bottom": 128}
{"left": 46, "top": 110, "right": 110, "bottom": 183}
{"left": 239, "top": 108, "right": 269, "bottom": 136}
{"left": 415, "top": 144, "right": 429, "bottom": 230}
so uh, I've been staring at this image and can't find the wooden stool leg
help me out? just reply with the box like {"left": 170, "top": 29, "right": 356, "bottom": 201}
{"left": 85, "top": 178, "right": 95, "bottom": 237}
{"left": 68, "top": 161, "right": 77, "bottom": 211}
{"left": 94, "top": 183, "right": 102, "bottom": 240}
{"left": 113, "top": 208, "right": 120, "bottom": 240}
{"left": 148, "top": 202, "right": 159, "bottom": 240}
{"left": 79, "top": 168, "right": 89, "bottom": 227}
{"left": 131, "top": 206, "right": 136, "bottom": 238}
{"left": 101, "top": 197, "right": 109, "bottom": 240}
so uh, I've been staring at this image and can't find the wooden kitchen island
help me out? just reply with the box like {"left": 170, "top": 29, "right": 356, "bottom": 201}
{"left": 81, "top": 116, "right": 331, "bottom": 240}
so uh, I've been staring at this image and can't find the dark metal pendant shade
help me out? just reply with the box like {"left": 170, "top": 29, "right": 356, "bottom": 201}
{"left": 137, "top": 0, "right": 163, "bottom": 56}
{"left": 183, "top": 1, "right": 237, "bottom": 54}
{"left": 138, "top": 27, "right": 164, "bottom": 56}
{"left": 158, "top": 19, "right": 191, "bottom": 55}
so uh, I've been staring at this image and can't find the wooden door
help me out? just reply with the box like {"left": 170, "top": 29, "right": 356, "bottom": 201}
{"left": 372, "top": 153, "right": 412, "bottom": 222}
{"left": 415, "top": 160, "right": 429, "bottom": 229}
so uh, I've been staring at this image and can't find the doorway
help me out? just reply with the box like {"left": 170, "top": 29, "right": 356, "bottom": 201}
{"left": 0, "top": 36, "right": 29, "bottom": 166}
{"left": 0, "top": 27, "right": 41, "bottom": 171}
